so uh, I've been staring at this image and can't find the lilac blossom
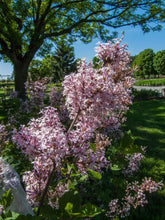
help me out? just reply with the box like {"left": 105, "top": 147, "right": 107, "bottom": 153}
{"left": 107, "top": 179, "right": 163, "bottom": 219}
{"left": 0, "top": 124, "right": 7, "bottom": 145}
{"left": 13, "top": 106, "right": 110, "bottom": 204}
{"left": 49, "top": 86, "right": 63, "bottom": 107}
{"left": 25, "top": 77, "right": 50, "bottom": 110}
{"left": 49, "top": 86, "right": 71, "bottom": 125}
{"left": 13, "top": 106, "right": 69, "bottom": 163}
{"left": 122, "top": 153, "right": 145, "bottom": 177}
{"left": 63, "top": 58, "right": 133, "bottom": 136}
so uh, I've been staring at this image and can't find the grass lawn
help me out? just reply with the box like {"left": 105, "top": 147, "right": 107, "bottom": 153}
{"left": 134, "top": 78, "right": 165, "bottom": 86}
{"left": 124, "top": 99, "right": 165, "bottom": 160}
{"left": 123, "top": 99, "right": 165, "bottom": 220}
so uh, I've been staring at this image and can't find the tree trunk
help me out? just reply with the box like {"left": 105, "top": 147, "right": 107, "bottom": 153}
{"left": 14, "top": 60, "right": 30, "bottom": 99}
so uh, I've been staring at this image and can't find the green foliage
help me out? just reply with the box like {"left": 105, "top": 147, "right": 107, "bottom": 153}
{"left": 29, "top": 41, "right": 77, "bottom": 82}
{"left": 1, "top": 143, "right": 31, "bottom": 177}
{"left": 51, "top": 41, "right": 77, "bottom": 82}
{"left": 132, "top": 88, "right": 160, "bottom": 101}
{"left": 87, "top": 169, "right": 102, "bottom": 181}
{"left": 133, "top": 49, "right": 155, "bottom": 78}
{"left": 0, "top": 189, "right": 20, "bottom": 220}
{"left": 0, "top": 189, "right": 13, "bottom": 210}
{"left": 92, "top": 56, "right": 102, "bottom": 69}
{"left": 39, "top": 190, "right": 101, "bottom": 220}
{"left": 120, "top": 130, "right": 142, "bottom": 154}
{"left": 153, "top": 50, "right": 165, "bottom": 76}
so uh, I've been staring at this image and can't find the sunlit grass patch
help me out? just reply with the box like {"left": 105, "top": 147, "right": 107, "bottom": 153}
{"left": 135, "top": 78, "right": 165, "bottom": 86}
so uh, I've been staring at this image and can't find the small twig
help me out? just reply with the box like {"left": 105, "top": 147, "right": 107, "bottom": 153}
{"left": 67, "top": 108, "right": 80, "bottom": 133}
{"left": 37, "top": 164, "right": 56, "bottom": 216}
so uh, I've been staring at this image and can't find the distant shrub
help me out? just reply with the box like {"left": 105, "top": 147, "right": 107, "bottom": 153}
{"left": 132, "top": 88, "right": 161, "bottom": 101}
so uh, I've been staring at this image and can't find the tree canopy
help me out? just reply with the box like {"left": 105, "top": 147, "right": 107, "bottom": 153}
{"left": 29, "top": 41, "right": 77, "bottom": 82}
{"left": 133, "top": 49, "right": 155, "bottom": 78}
{"left": 51, "top": 41, "right": 76, "bottom": 82}
{"left": 153, "top": 50, "right": 165, "bottom": 76}
{"left": 0, "top": 0, "right": 165, "bottom": 97}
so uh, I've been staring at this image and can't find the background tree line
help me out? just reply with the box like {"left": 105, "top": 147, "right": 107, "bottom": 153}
{"left": 131, "top": 49, "right": 165, "bottom": 78}
{"left": 28, "top": 40, "right": 78, "bottom": 82}
{"left": 29, "top": 44, "right": 165, "bottom": 82}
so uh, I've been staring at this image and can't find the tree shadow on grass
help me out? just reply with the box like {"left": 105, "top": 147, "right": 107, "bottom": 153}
{"left": 123, "top": 99, "right": 165, "bottom": 161}
{"left": 122, "top": 99, "right": 165, "bottom": 219}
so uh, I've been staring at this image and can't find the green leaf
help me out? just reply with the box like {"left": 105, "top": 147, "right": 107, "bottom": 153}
{"left": 4, "top": 209, "right": 12, "bottom": 218}
{"left": 120, "top": 130, "right": 141, "bottom": 154}
{"left": 80, "top": 175, "right": 88, "bottom": 182}
{"left": 81, "top": 203, "right": 101, "bottom": 217}
{"left": 59, "top": 190, "right": 81, "bottom": 214}
{"left": 111, "top": 164, "right": 121, "bottom": 171}
{"left": 90, "top": 143, "right": 96, "bottom": 152}
{"left": 0, "top": 189, "right": 13, "bottom": 209}
{"left": 65, "top": 202, "right": 82, "bottom": 216}
{"left": 87, "top": 169, "right": 102, "bottom": 180}
{"left": 65, "top": 202, "right": 73, "bottom": 214}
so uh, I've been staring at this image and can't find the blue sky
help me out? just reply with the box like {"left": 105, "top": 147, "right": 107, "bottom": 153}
{"left": 0, "top": 24, "right": 165, "bottom": 77}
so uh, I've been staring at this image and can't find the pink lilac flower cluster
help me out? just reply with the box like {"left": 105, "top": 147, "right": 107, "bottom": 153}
{"left": 25, "top": 77, "right": 50, "bottom": 110}
{"left": 107, "top": 178, "right": 163, "bottom": 219}
{"left": 95, "top": 37, "right": 135, "bottom": 83}
{"left": 49, "top": 86, "right": 71, "bottom": 125}
{"left": 49, "top": 86, "right": 63, "bottom": 107}
{"left": 13, "top": 107, "right": 68, "bottom": 163}
{"left": 0, "top": 124, "right": 7, "bottom": 145}
{"left": 63, "top": 59, "right": 133, "bottom": 138}
{"left": 13, "top": 107, "right": 69, "bottom": 206}
{"left": 13, "top": 105, "right": 110, "bottom": 206}
{"left": 122, "top": 153, "right": 145, "bottom": 177}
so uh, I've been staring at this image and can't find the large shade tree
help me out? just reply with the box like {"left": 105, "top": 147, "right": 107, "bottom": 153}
{"left": 153, "top": 50, "right": 165, "bottom": 76}
{"left": 133, "top": 49, "right": 155, "bottom": 78}
{"left": 0, "top": 0, "right": 164, "bottom": 97}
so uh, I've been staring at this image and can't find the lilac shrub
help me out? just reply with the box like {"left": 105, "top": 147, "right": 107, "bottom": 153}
{"left": 25, "top": 77, "right": 50, "bottom": 111}
{"left": 12, "top": 37, "right": 163, "bottom": 218}
{"left": 49, "top": 86, "right": 71, "bottom": 126}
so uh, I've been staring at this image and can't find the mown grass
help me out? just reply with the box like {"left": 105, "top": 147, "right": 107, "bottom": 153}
{"left": 124, "top": 99, "right": 165, "bottom": 159}
{"left": 134, "top": 78, "right": 165, "bottom": 86}
{"left": 123, "top": 99, "right": 165, "bottom": 219}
